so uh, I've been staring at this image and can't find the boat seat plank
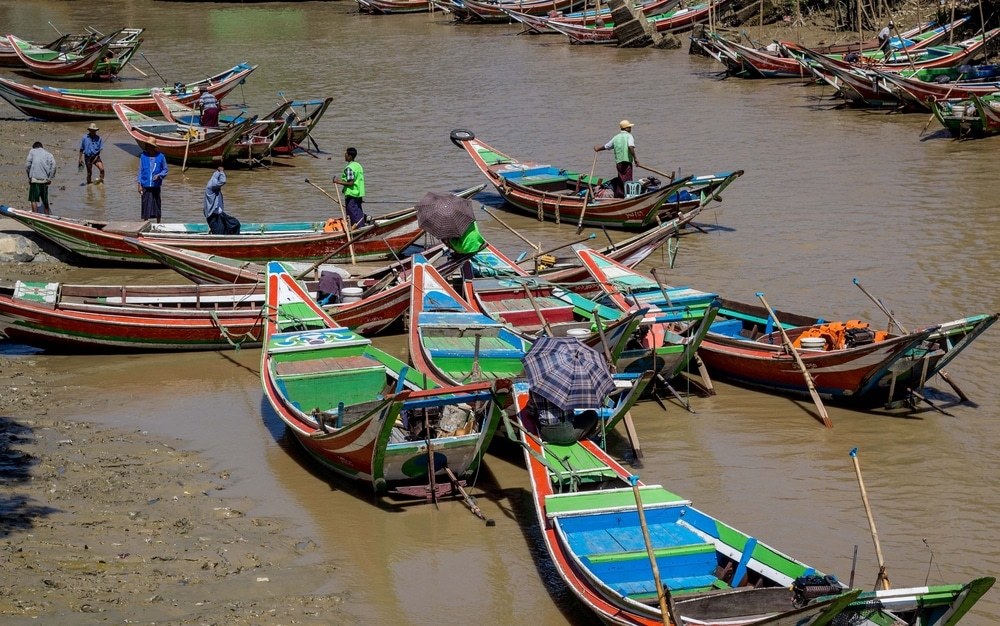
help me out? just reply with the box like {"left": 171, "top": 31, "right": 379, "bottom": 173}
{"left": 546, "top": 486, "right": 688, "bottom": 518}
{"left": 98, "top": 220, "right": 152, "bottom": 235}
{"left": 423, "top": 335, "right": 524, "bottom": 359}
{"left": 274, "top": 355, "right": 380, "bottom": 377}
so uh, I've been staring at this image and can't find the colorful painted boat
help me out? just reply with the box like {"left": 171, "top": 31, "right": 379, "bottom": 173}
{"left": 0, "top": 32, "right": 76, "bottom": 67}
{"left": 356, "top": 0, "right": 434, "bottom": 14}
{"left": 261, "top": 261, "right": 510, "bottom": 497}
{"left": 802, "top": 17, "right": 968, "bottom": 56}
{"left": 929, "top": 92, "right": 1000, "bottom": 137}
{"left": 113, "top": 101, "right": 258, "bottom": 167}
{"left": 546, "top": 0, "right": 731, "bottom": 44}
{"left": 459, "top": 0, "right": 583, "bottom": 23}
{"left": 152, "top": 91, "right": 333, "bottom": 157}
{"left": 875, "top": 68, "right": 1000, "bottom": 110}
{"left": 507, "top": 382, "right": 994, "bottom": 624}
{"left": 503, "top": 0, "right": 679, "bottom": 34}
{"left": 451, "top": 129, "right": 743, "bottom": 230}
{"left": 7, "top": 28, "right": 143, "bottom": 80}
{"left": 0, "top": 267, "right": 418, "bottom": 351}
{"left": 463, "top": 243, "right": 720, "bottom": 384}
{"left": 0, "top": 63, "right": 258, "bottom": 121}
{"left": 699, "top": 298, "right": 998, "bottom": 408}
{"left": 0, "top": 205, "right": 425, "bottom": 266}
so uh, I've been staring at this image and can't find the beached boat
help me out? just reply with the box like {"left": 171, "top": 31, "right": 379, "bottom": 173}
{"left": 152, "top": 91, "right": 332, "bottom": 157}
{"left": 0, "top": 267, "right": 417, "bottom": 351}
{"left": 0, "top": 31, "right": 83, "bottom": 67}
{"left": 7, "top": 28, "right": 143, "bottom": 80}
{"left": 0, "top": 63, "right": 258, "bottom": 121}
{"left": 547, "top": 1, "right": 730, "bottom": 44}
{"left": 802, "top": 17, "right": 968, "bottom": 55}
{"left": 113, "top": 101, "right": 258, "bottom": 167}
{"left": 698, "top": 297, "right": 998, "bottom": 408}
{"left": 0, "top": 205, "right": 425, "bottom": 266}
{"left": 507, "top": 384, "right": 994, "bottom": 625}
{"left": 261, "top": 261, "right": 510, "bottom": 498}
{"left": 504, "top": 0, "right": 679, "bottom": 34}
{"left": 356, "top": 0, "right": 434, "bottom": 14}
{"left": 459, "top": 0, "right": 583, "bottom": 22}
{"left": 407, "top": 257, "right": 653, "bottom": 438}
{"left": 450, "top": 129, "right": 743, "bottom": 230}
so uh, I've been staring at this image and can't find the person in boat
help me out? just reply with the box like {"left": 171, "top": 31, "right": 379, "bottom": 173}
{"left": 878, "top": 22, "right": 893, "bottom": 57}
{"left": 78, "top": 123, "right": 105, "bottom": 186}
{"left": 137, "top": 138, "right": 168, "bottom": 224}
{"left": 203, "top": 166, "right": 241, "bottom": 235}
{"left": 198, "top": 91, "right": 220, "bottom": 128}
{"left": 445, "top": 221, "right": 487, "bottom": 256}
{"left": 25, "top": 141, "right": 56, "bottom": 215}
{"left": 330, "top": 147, "right": 366, "bottom": 228}
{"left": 594, "top": 120, "right": 640, "bottom": 199}
{"left": 529, "top": 390, "right": 601, "bottom": 446}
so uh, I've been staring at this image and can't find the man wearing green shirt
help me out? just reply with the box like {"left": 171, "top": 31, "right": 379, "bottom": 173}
{"left": 331, "top": 147, "right": 365, "bottom": 228}
{"left": 594, "top": 120, "right": 640, "bottom": 198}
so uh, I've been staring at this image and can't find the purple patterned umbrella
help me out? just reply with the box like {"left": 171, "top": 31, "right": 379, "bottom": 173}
{"left": 414, "top": 191, "right": 477, "bottom": 240}
{"left": 522, "top": 336, "right": 615, "bottom": 411}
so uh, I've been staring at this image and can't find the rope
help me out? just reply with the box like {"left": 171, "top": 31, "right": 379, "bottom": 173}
{"left": 209, "top": 308, "right": 265, "bottom": 351}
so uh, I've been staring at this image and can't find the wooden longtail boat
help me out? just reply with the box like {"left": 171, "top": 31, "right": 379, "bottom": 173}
{"left": 463, "top": 243, "right": 720, "bottom": 383}
{"left": 261, "top": 262, "right": 510, "bottom": 497}
{"left": 504, "top": 0, "right": 679, "bottom": 34}
{"left": 706, "top": 35, "right": 812, "bottom": 79}
{"left": 451, "top": 129, "right": 743, "bottom": 230}
{"left": 408, "top": 257, "right": 653, "bottom": 436}
{"left": 0, "top": 32, "right": 78, "bottom": 67}
{"left": 972, "top": 92, "right": 1000, "bottom": 133}
{"left": 356, "top": 0, "right": 434, "bottom": 14}
{"left": 0, "top": 63, "right": 257, "bottom": 121}
{"left": 0, "top": 268, "right": 416, "bottom": 351}
{"left": 875, "top": 69, "right": 1000, "bottom": 111}
{"left": 113, "top": 101, "right": 257, "bottom": 167}
{"left": 507, "top": 385, "right": 994, "bottom": 624}
{"left": 459, "top": 0, "right": 583, "bottom": 23}
{"left": 152, "top": 92, "right": 333, "bottom": 157}
{"left": 929, "top": 93, "right": 1000, "bottom": 137}
{"left": 698, "top": 298, "right": 998, "bottom": 408}
{"left": 547, "top": 0, "right": 730, "bottom": 44}
{"left": 7, "top": 29, "right": 143, "bottom": 80}
{"left": 0, "top": 205, "right": 424, "bottom": 266}
{"left": 804, "top": 17, "right": 968, "bottom": 55}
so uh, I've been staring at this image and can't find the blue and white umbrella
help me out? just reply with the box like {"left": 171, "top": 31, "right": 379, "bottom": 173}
{"left": 522, "top": 336, "right": 615, "bottom": 411}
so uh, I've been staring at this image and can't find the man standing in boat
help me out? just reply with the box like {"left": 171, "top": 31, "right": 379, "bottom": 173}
{"left": 25, "top": 141, "right": 56, "bottom": 215}
{"left": 331, "top": 147, "right": 366, "bottom": 228}
{"left": 594, "top": 120, "right": 639, "bottom": 199}
{"left": 199, "top": 90, "right": 220, "bottom": 128}
{"left": 79, "top": 123, "right": 105, "bottom": 186}
{"left": 878, "top": 22, "right": 894, "bottom": 58}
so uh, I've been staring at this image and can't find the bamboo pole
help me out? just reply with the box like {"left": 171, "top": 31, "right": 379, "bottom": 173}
{"left": 756, "top": 292, "right": 833, "bottom": 428}
{"left": 629, "top": 475, "right": 677, "bottom": 626}
{"left": 849, "top": 447, "right": 891, "bottom": 590}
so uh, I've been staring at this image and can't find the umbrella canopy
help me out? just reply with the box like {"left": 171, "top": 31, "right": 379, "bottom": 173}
{"left": 522, "top": 336, "right": 616, "bottom": 411}
{"left": 414, "top": 191, "right": 477, "bottom": 240}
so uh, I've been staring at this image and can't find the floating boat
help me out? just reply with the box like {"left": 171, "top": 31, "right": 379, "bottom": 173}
{"left": 507, "top": 383, "right": 995, "bottom": 624}
{"left": 6, "top": 28, "right": 143, "bottom": 80}
{"left": 450, "top": 128, "right": 742, "bottom": 230}
{"left": 0, "top": 63, "right": 257, "bottom": 121}
{"left": 0, "top": 204, "right": 424, "bottom": 266}
{"left": 698, "top": 297, "right": 998, "bottom": 408}
{"left": 261, "top": 261, "right": 510, "bottom": 498}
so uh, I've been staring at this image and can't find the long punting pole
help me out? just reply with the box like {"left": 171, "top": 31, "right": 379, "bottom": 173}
{"left": 849, "top": 447, "right": 891, "bottom": 590}
{"left": 576, "top": 152, "right": 599, "bottom": 235}
{"left": 756, "top": 292, "right": 833, "bottom": 428}
{"left": 305, "top": 178, "right": 355, "bottom": 264}
{"left": 852, "top": 278, "right": 969, "bottom": 402}
{"left": 630, "top": 475, "right": 677, "bottom": 626}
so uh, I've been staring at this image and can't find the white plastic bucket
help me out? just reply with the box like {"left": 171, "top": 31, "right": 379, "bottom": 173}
{"left": 799, "top": 337, "right": 826, "bottom": 351}
{"left": 566, "top": 328, "right": 590, "bottom": 339}
{"left": 341, "top": 287, "right": 363, "bottom": 303}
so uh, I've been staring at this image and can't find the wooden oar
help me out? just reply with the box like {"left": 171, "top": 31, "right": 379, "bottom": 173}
{"left": 293, "top": 237, "right": 359, "bottom": 281}
{"left": 637, "top": 164, "right": 676, "bottom": 182}
{"left": 629, "top": 475, "right": 677, "bottom": 626}
{"left": 443, "top": 466, "right": 493, "bottom": 524}
{"left": 757, "top": 292, "right": 833, "bottom": 428}
{"left": 849, "top": 447, "right": 891, "bottom": 590}
{"left": 648, "top": 267, "right": 674, "bottom": 307}
{"left": 305, "top": 178, "right": 355, "bottom": 264}
{"left": 480, "top": 205, "right": 540, "bottom": 254}
{"left": 576, "top": 152, "right": 599, "bottom": 235}
{"left": 522, "top": 284, "right": 553, "bottom": 336}
{"left": 852, "top": 278, "right": 968, "bottom": 402}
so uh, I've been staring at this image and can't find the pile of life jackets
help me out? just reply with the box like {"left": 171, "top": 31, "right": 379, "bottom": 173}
{"left": 791, "top": 320, "right": 888, "bottom": 351}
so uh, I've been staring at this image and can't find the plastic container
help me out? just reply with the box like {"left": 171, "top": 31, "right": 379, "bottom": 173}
{"left": 566, "top": 328, "right": 590, "bottom": 340}
{"left": 341, "top": 287, "right": 363, "bottom": 303}
{"left": 799, "top": 337, "right": 826, "bottom": 351}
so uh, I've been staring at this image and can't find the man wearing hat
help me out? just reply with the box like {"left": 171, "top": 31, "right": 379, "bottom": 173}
{"left": 594, "top": 120, "right": 640, "bottom": 199}
{"left": 79, "top": 123, "right": 105, "bottom": 185}
{"left": 137, "top": 138, "right": 168, "bottom": 224}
